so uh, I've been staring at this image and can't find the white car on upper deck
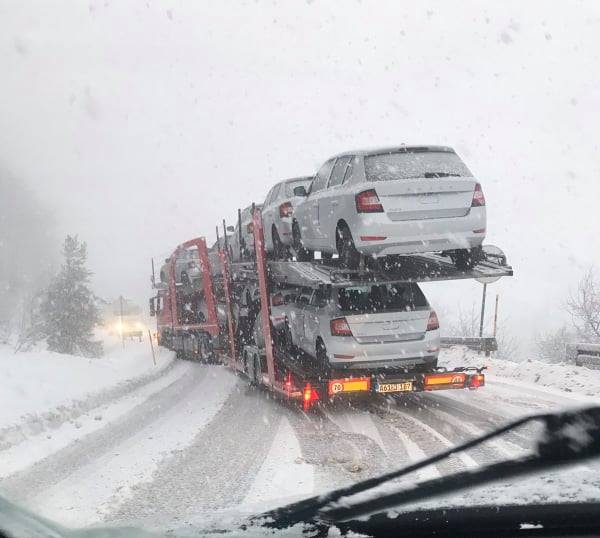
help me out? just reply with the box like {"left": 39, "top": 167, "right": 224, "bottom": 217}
{"left": 261, "top": 176, "right": 313, "bottom": 258}
{"left": 291, "top": 146, "right": 486, "bottom": 269}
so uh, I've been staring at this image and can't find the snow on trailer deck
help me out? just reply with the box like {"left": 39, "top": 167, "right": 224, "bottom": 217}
{"left": 231, "top": 247, "right": 512, "bottom": 288}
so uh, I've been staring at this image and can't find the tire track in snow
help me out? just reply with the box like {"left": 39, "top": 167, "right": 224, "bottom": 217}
{"left": 0, "top": 353, "right": 177, "bottom": 452}
{"left": 408, "top": 393, "right": 540, "bottom": 452}
{"left": 375, "top": 395, "right": 523, "bottom": 464}
{"left": 286, "top": 405, "right": 390, "bottom": 494}
{"left": 367, "top": 400, "right": 478, "bottom": 476}
{"left": 27, "top": 365, "right": 239, "bottom": 527}
{"left": 0, "top": 360, "right": 201, "bottom": 503}
{"left": 107, "top": 383, "right": 284, "bottom": 525}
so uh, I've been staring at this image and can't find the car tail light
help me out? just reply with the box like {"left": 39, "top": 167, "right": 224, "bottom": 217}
{"left": 426, "top": 311, "right": 440, "bottom": 331}
{"left": 271, "top": 293, "right": 284, "bottom": 306}
{"left": 279, "top": 202, "right": 293, "bottom": 218}
{"left": 471, "top": 183, "right": 485, "bottom": 207}
{"left": 330, "top": 317, "right": 353, "bottom": 336}
{"left": 355, "top": 189, "right": 383, "bottom": 213}
{"left": 246, "top": 222, "right": 254, "bottom": 234}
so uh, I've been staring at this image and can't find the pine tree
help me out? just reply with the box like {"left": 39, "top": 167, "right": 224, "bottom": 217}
{"left": 39, "top": 235, "right": 102, "bottom": 357}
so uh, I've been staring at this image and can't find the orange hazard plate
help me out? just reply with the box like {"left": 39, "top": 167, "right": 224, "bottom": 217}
{"left": 328, "top": 377, "right": 370, "bottom": 395}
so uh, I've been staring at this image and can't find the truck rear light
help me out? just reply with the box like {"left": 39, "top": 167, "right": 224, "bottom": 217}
{"left": 279, "top": 202, "right": 293, "bottom": 218}
{"left": 271, "top": 293, "right": 284, "bottom": 306}
{"left": 469, "top": 373, "right": 485, "bottom": 389}
{"left": 246, "top": 222, "right": 254, "bottom": 234}
{"left": 330, "top": 317, "right": 353, "bottom": 336}
{"left": 426, "top": 311, "right": 440, "bottom": 331}
{"left": 424, "top": 372, "right": 466, "bottom": 389}
{"left": 355, "top": 189, "right": 384, "bottom": 213}
{"left": 471, "top": 183, "right": 485, "bottom": 207}
{"left": 303, "top": 383, "right": 320, "bottom": 411}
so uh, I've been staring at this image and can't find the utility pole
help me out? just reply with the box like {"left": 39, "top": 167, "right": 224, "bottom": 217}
{"left": 493, "top": 293, "right": 500, "bottom": 337}
{"left": 119, "top": 295, "right": 125, "bottom": 349}
{"left": 478, "top": 283, "right": 487, "bottom": 338}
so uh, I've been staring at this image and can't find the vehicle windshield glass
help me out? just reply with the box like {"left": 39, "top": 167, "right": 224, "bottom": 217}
{"left": 285, "top": 179, "right": 312, "bottom": 197}
{"left": 337, "top": 283, "right": 428, "bottom": 313}
{"left": 1, "top": 2, "right": 599, "bottom": 535}
{"left": 365, "top": 151, "right": 473, "bottom": 181}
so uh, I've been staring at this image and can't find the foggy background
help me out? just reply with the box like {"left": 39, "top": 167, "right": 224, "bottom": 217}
{"left": 1, "top": 1, "right": 599, "bottom": 354}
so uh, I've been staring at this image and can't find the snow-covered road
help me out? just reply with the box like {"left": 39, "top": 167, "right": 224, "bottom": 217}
{"left": 1, "top": 347, "right": 597, "bottom": 530}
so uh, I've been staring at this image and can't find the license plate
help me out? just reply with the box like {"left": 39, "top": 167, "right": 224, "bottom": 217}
{"left": 419, "top": 194, "right": 439, "bottom": 205}
{"left": 376, "top": 381, "right": 413, "bottom": 393}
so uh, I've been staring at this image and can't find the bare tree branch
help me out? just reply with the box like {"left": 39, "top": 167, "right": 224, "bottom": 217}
{"left": 566, "top": 266, "right": 600, "bottom": 341}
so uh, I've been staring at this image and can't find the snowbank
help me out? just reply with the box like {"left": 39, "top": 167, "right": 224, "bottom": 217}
{"left": 0, "top": 337, "right": 174, "bottom": 436}
{"left": 440, "top": 346, "right": 600, "bottom": 399}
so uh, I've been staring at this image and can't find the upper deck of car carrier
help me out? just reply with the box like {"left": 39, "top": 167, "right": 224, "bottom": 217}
{"left": 230, "top": 245, "right": 512, "bottom": 289}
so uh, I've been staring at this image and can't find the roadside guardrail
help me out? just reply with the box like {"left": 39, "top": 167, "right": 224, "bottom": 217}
{"left": 566, "top": 342, "right": 600, "bottom": 370}
{"left": 440, "top": 336, "right": 498, "bottom": 357}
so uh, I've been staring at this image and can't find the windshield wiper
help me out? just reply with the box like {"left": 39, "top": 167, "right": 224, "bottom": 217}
{"left": 254, "top": 406, "right": 600, "bottom": 528}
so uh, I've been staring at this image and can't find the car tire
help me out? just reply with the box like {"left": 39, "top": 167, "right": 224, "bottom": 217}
{"left": 316, "top": 338, "right": 328, "bottom": 363}
{"left": 337, "top": 225, "right": 360, "bottom": 270}
{"left": 272, "top": 226, "right": 286, "bottom": 260}
{"left": 292, "top": 221, "right": 313, "bottom": 262}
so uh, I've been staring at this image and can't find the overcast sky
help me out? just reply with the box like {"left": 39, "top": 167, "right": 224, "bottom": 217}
{"left": 1, "top": 1, "right": 599, "bottom": 353}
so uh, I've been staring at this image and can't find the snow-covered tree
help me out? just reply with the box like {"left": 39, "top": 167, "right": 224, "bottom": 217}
{"left": 39, "top": 235, "right": 102, "bottom": 357}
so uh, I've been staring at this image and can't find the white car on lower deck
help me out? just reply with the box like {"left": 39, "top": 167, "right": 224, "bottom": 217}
{"left": 291, "top": 146, "right": 486, "bottom": 269}
{"left": 278, "top": 282, "right": 440, "bottom": 372}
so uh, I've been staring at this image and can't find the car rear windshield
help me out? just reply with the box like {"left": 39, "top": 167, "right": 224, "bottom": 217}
{"left": 364, "top": 151, "right": 472, "bottom": 181}
{"left": 285, "top": 179, "right": 312, "bottom": 197}
{"left": 336, "top": 283, "right": 428, "bottom": 313}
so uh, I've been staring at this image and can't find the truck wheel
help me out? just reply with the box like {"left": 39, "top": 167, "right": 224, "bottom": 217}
{"left": 337, "top": 225, "right": 360, "bottom": 270}
{"left": 272, "top": 227, "right": 286, "bottom": 260}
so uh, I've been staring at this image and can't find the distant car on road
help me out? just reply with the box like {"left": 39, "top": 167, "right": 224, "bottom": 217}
{"left": 104, "top": 298, "right": 145, "bottom": 341}
{"left": 292, "top": 146, "right": 486, "bottom": 269}
{"left": 261, "top": 176, "right": 313, "bottom": 258}
{"left": 276, "top": 282, "right": 440, "bottom": 372}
